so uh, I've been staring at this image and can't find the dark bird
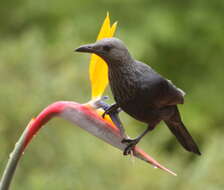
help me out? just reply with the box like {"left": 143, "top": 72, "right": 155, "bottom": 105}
{"left": 75, "top": 37, "right": 201, "bottom": 155}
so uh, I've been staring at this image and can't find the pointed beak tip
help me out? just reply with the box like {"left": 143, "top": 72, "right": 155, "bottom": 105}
{"left": 74, "top": 47, "right": 83, "bottom": 52}
{"left": 74, "top": 44, "right": 94, "bottom": 53}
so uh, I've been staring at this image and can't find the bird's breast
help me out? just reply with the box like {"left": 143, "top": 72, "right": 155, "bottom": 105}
{"left": 109, "top": 68, "right": 139, "bottom": 104}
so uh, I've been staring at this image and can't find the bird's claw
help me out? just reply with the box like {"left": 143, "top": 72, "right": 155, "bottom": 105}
{"left": 102, "top": 110, "right": 108, "bottom": 118}
{"left": 121, "top": 138, "right": 140, "bottom": 155}
{"left": 102, "top": 107, "right": 119, "bottom": 118}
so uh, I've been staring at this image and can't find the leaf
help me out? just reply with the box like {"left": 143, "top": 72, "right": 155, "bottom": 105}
{"left": 89, "top": 13, "right": 117, "bottom": 99}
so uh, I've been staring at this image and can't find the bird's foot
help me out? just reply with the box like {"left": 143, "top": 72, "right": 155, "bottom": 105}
{"left": 121, "top": 137, "right": 140, "bottom": 155}
{"left": 102, "top": 104, "right": 120, "bottom": 118}
{"left": 102, "top": 109, "right": 112, "bottom": 118}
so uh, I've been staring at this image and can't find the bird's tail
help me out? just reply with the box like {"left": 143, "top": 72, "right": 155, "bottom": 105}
{"left": 164, "top": 106, "right": 201, "bottom": 155}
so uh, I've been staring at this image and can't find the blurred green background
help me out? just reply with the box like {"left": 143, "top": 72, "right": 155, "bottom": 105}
{"left": 1, "top": 0, "right": 224, "bottom": 189}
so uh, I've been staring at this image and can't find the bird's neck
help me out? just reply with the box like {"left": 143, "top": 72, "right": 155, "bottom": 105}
{"left": 101, "top": 50, "right": 134, "bottom": 68}
{"left": 108, "top": 59, "right": 136, "bottom": 75}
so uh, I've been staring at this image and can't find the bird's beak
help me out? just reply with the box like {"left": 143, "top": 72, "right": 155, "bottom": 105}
{"left": 75, "top": 43, "right": 96, "bottom": 53}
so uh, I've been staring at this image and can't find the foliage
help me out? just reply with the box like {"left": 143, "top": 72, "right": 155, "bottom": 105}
{"left": 0, "top": 0, "right": 224, "bottom": 189}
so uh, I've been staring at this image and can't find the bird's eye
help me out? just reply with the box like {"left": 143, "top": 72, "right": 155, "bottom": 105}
{"left": 103, "top": 45, "right": 111, "bottom": 52}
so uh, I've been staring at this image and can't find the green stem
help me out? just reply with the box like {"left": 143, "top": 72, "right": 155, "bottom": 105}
{"left": 0, "top": 124, "right": 29, "bottom": 190}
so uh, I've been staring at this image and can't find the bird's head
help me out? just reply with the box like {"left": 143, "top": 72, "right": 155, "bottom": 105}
{"left": 75, "top": 37, "right": 133, "bottom": 65}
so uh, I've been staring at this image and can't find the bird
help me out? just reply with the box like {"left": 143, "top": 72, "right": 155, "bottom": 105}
{"left": 75, "top": 37, "right": 201, "bottom": 155}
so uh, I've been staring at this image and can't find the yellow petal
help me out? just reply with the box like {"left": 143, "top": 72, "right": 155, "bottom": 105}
{"left": 89, "top": 13, "right": 117, "bottom": 99}
{"left": 110, "top": 21, "right": 118, "bottom": 36}
{"left": 96, "top": 12, "right": 111, "bottom": 40}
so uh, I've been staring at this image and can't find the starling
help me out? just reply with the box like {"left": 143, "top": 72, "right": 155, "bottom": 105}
{"left": 75, "top": 37, "right": 201, "bottom": 155}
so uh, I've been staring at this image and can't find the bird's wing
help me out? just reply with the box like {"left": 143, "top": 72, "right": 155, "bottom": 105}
{"left": 161, "top": 79, "right": 185, "bottom": 105}
{"left": 135, "top": 61, "right": 185, "bottom": 107}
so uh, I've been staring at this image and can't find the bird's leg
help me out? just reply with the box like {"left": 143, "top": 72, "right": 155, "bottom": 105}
{"left": 122, "top": 127, "right": 152, "bottom": 155}
{"left": 98, "top": 101, "right": 126, "bottom": 138}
